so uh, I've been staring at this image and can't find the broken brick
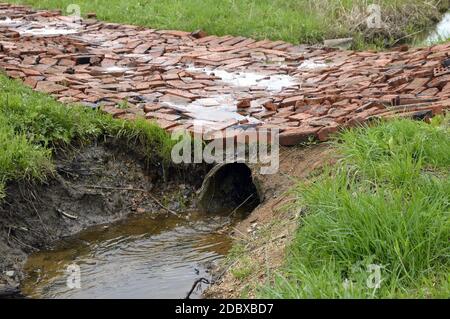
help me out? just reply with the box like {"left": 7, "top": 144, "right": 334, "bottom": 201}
{"left": 281, "top": 95, "right": 304, "bottom": 107}
{"left": 145, "top": 112, "right": 181, "bottom": 121}
{"left": 237, "top": 99, "right": 251, "bottom": 109}
{"left": 279, "top": 127, "right": 319, "bottom": 146}
{"left": 191, "top": 29, "right": 208, "bottom": 39}
{"left": 317, "top": 123, "right": 340, "bottom": 141}
{"left": 35, "top": 81, "right": 67, "bottom": 94}
{"left": 387, "top": 75, "right": 409, "bottom": 87}
{"left": 0, "top": 4, "right": 447, "bottom": 145}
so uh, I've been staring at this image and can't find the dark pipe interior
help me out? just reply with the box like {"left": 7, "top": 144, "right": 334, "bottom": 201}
{"left": 199, "top": 163, "right": 260, "bottom": 215}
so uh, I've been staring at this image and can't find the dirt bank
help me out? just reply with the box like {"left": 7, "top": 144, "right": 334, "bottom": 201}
{"left": 205, "top": 144, "right": 333, "bottom": 298}
{"left": 0, "top": 139, "right": 209, "bottom": 296}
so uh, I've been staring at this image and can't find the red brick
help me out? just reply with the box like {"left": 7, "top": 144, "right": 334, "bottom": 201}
{"left": 281, "top": 95, "right": 304, "bottom": 107}
{"left": 101, "top": 105, "right": 127, "bottom": 118}
{"left": 237, "top": 99, "right": 251, "bottom": 109}
{"left": 22, "top": 76, "right": 42, "bottom": 88}
{"left": 428, "top": 74, "right": 450, "bottom": 89}
{"left": 164, "top": 89, "right": 198, "bottom": 100}
{"left": 39, "top": 58, "right": 58, "bottom": 66}
{"left": 191, "top": 29, "right": 208, "bottom": 39}
{"left": 263, "top": 101, "right": 278, "bottom": 111}
{"left": 387, "top": 75, "right": 409, "bottom": 87}
{"left": 404, "top": 77, "right": 430, "bottom": 91}
{"left": 317, "top": 123, "right": 340, "bottom": 141}
{"left": 143, "top": 104, "right": 162, "bottom": 112}
{"left": 35, "top": 81, "right": 67, "bottom": 94}
{"left": 279, "top": 127, "right": 319, "bottom": 146}
{"left": 21, "top": 68, "right": 42, "bottom": 76}
{"left": 134, "top": 43, "right": 152, "bottom": 54}
{"left": 433, "top": 66, "right": 450, "bottom": 77}
{"left": 153, "top": 119, "right": 179, "bottom": 130}
{"left": 145, "top": 112, "right": 181, "bottom": 121}
{"left": 288, "top": 112, "right": 313, "bottom": 121}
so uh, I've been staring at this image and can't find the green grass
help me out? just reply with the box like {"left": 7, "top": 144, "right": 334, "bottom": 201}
{"left": 7, "top": 0, "right": 448, "bottom": 47}
{"left": 231, "top": 256, "right": 256, "bottom": 280}
{"left": 0, "top": 74, "right": 176, "bottom": 199}
{"left": 0, "top": 116, "right": 52, "bottom": 197}
{"left": 262, "top": 117, "right": 450, "bottom": 298}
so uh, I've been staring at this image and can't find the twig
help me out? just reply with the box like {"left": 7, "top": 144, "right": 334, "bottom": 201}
{"left": 391, "top": 29, "right": 424, "bottom": 46}
{"left": 56, "top": 208, "right": 78, "bottom": 220}
{"left": 81, "top": 185, "right": 148, "bottom": 192}
{"left": 186, "top": 258, "right": 241, "bottom": 299}
{"left": 196, "top": 258, "right": 241, "bottom": 298}
{"left": 30, "top": 201, "right": 49, "bottom": 235}
{"left": 270, "top": 193, "right": 289, "bottom": 213}
{"left": 185, "top": 278, "right": 211, "bottom": 299}
{"left": 228, "top": 194, "right": 254, "bottom": 217}
{"left": 18, "top": 184, "right": 49, "bottom": 234}
{"left": 81, "top": 185, "right": 179, "bottom": 216}
{"left": 11, "top": 235, "right": 37, "bottom": 251}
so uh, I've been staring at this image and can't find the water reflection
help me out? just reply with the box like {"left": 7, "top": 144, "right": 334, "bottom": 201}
{"left": 21, "top": 212, "right": 234, "bottom": 299}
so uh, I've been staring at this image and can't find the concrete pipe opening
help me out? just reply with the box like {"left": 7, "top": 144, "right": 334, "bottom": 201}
{"left": 198, "top": 163, "right": 261, "bottom": 215}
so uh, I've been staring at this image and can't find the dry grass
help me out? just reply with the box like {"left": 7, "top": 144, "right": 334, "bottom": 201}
{"left": 338, "top": 0, "right": 448, "bottom": 47}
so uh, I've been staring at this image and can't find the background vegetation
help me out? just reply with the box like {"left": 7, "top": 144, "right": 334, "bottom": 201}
{"left": 8, "top": 0, "right": 449, "bottom": 48}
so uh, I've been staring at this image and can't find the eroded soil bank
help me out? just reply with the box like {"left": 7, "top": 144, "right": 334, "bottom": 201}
{"left": 0, "top": 139, "right": 211, "bottom": 297}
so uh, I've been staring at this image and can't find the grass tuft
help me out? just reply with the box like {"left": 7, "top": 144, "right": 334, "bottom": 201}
{"left": 262, "top": 118, "right": 450, "bottom": 298}
{"left": 0, "top": 117, "right": 52, "bottom": 198}
{"left": 0, "top": 75, "right": 175, "bottom": 199}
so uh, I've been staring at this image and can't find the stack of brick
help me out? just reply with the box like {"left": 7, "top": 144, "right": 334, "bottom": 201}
{"left": 0, "top": 3, "right": 448, "bottom": 145}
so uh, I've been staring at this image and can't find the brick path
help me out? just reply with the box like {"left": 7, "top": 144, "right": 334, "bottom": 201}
{"left": 1, "top": 3, "right": 449, "bottom": 145}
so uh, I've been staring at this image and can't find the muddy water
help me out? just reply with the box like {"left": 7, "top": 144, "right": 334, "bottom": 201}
{"left": 21, "top": 212, "right": 234, "bottom": 299}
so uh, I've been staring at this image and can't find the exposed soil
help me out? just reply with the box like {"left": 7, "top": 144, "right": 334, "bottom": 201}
{"left": 0, "top": 139, "right": 209, "bottom": 296}
{"left": 205, "top": 143, "right": 334, "bottom": 298}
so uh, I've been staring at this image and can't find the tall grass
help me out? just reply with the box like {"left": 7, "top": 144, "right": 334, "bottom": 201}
{"left": 7, "top": 0, "right": 447, "bottom": 47}
{"left": 0, "top": 75, "right": 175, "bottom": 199}
{"left": 0, "top": 117, "right": 52, "bottom": 198}
{"left": 262, "top": 118, "right": 450, "bottom": 298}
